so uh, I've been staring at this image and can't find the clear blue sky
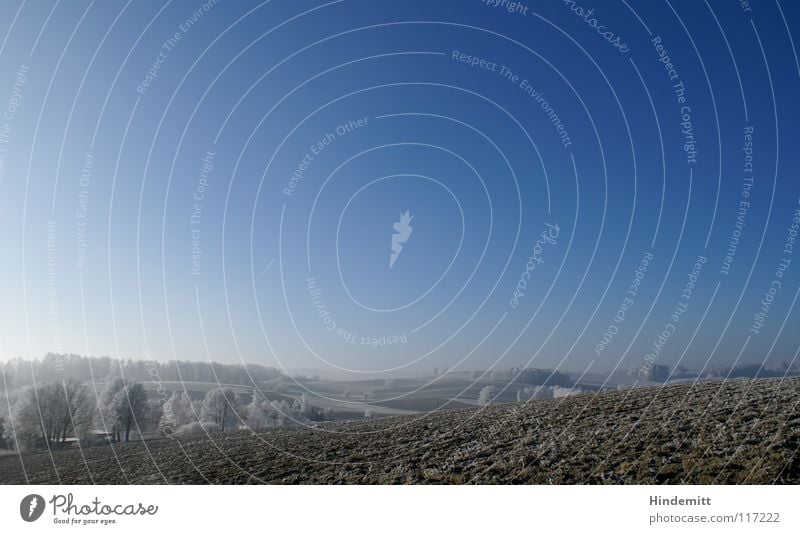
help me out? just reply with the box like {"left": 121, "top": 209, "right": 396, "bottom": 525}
{"left": 0, "top": 0, "right": 799, "bottom": 378}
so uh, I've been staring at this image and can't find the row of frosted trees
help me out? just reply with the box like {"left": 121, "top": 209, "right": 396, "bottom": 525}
{"left": 4, "top": 378, "right": 151, "bottom": 451}
{"left": 2, "top": 378, "right": 319, "bottom": 453}
{"left": 158, "top": 389, "right": 319, "bottom": 436}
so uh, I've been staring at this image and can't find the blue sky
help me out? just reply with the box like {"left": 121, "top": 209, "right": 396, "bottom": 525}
{"left": 0, "top": 0, "right": 799, "bottom": 378}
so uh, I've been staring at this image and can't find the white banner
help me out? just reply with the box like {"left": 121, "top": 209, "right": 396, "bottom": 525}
{"left": 0, "top": 485, "right": 797, "bottom": 533}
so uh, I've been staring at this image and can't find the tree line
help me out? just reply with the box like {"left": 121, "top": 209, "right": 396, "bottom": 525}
{"left": 0, "top": 379, "right": 324, "bottom": 453}
{"left": 0, "top": 354, "right": 312, "bottom": 453}
{"left": 1, "top": 353, "right": 283, "bottom": 390}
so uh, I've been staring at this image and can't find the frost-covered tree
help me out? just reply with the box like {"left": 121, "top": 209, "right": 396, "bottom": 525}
{"left": 99, "top": 378, "right": 148, "bottom": 442}
{"left": 245, "top": 391, "right": 271, "bottom": 430}
{"left": 269, "top": 399, "right": 293, "bottom": 426}
{"left": 299, "top": 394, "right": 312, "bottom": 415}
{"left": 552, "top": 386, "right": 584, "bottom": 398}
{"left": 10, "top": 388, "right": 43, "bottom": 451}
{"left": 61, "top": 379, "right": 96, "bottom": 444}
{"left": 517, "top": 386, "right": 553, "bottom": 402}
{"left": 13, "top": 380, "right": 95, "bottom": 450}
{"left": 143, "top": 398, "right": 163, "bottom": 432}
{"left": 116, "top": 382, "right": 147, "bottom": 442}
{"left": 0, "top": 415, "right": 11, "bottom": 449}
{"left": 478, "top": 385, "right": 495, "bottom": 406}
{"left": 98, "top": 378, "right": 124, "bottom": 442}
{"left": 159, "top": 391, "right": 195, "bottom": 434}
{"left": 200, "top": 388, "right": 239, "bottom": 431}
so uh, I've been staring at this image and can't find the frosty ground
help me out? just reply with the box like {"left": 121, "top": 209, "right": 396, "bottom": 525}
{"left": 1, "top": 377, "right": 797, "bottom": 484}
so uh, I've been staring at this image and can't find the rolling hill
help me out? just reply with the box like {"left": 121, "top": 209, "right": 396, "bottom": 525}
{"left": 1, "top": 377, "right": 798, "bottom": 484}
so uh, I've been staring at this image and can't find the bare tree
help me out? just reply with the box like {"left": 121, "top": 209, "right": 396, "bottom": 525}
{"left": 58, "top": 379, "right": 95, "bottom": 444}
{"left": 116, "top": 382, "right": 147, "bottom": 442}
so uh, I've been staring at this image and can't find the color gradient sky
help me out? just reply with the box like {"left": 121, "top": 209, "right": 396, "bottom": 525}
{"left": 0, "top": 0, "right": 799, "bottom": 379}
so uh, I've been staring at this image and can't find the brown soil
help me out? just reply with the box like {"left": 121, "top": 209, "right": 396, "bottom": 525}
{"left": 1, "top": 377, "right": 798, "bottom": 484}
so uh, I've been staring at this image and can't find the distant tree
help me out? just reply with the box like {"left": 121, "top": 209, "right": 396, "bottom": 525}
{"left": 159, "top": 391, "right": 196, "bottom": 434}
{"left": 12, "top": 380, "right": 95, "bottom": 450}
{"left": 99, "top": 378, "right": 123, "bottom": 441}
{"left": 143, "top": 398, "right": 163, "bottom": 432}
{"left": 99, "top": 379, "right": 125, "bottom": 442}
{"left": 99, "top": 379, "right": 148, "bottom": 442}
{"left": 1, "top": 366, "right": 14, "bottom": 391}
{"left": 269, "top": 400, "right": 292, "bottom": 426}
{"left": 118, "top": 382, "right": 148, "bottom": 442}
{"left": 0, "top": 415, "right": 10, "bottom": 449}
{"left": 517, "top": 368, "right": 572, "bottom": 387}
{"left": 728, "top": 363, "right": 768, "bottom": 379}
{"left": 10, "top": 390, "right": 43, "bottom": 451}
{"left": 552, "top": 386, "right": 585, "bottom": 398}
{"left": 297, "top": 394, "right": 311, "bottom": 415}
{"left": 478, "top": 385, "right": 495, "bottom": 406}
{"left": 200, "top": 388, "right": 239, "bottom": 431}
{"left": 245, "top": 391, "right": 271, "bottom": 430}
{"left": 59, "top": 379, "right": 96, "bottom": 444}
{"left": 774, "top": 360, "right": 800, "bottom": 372}
{"left": 491, "top": 369, "right": 509, "bottom": 381}
{"left": 517, "top": 386, "right": 553, "bottom": 402}
{"left": 641, "top": 364, "right": 670, "bottom": 382}
{"left": 2, "top": 354, "right": 284, "bottom": 389}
